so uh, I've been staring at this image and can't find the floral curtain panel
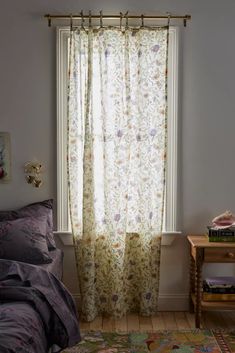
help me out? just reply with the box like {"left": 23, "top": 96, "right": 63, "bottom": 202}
{"left": 68, "top": 26, "right": 169, "bottom": 321}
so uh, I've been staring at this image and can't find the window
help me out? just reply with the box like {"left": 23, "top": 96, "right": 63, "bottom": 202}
{"left": 56, "top": 26, "right": 179, "bottom": 236}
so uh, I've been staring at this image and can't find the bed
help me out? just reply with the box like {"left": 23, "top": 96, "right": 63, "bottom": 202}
{"left": 40, "top": 247, "right": 64, "bottom": 280}
{"left": 0, "top": 200, "right": 81, "bottom": 353}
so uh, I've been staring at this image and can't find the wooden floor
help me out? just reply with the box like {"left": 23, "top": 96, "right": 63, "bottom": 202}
{"left": 80, "top": 312, "right": 235, "bottom": 331}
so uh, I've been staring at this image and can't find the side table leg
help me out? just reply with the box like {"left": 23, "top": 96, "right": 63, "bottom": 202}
{"left": 189, "top": 254, "right": 195, "bottom": 313}
{"left": 195, "top": 248, "right": 203, "bottom": 328}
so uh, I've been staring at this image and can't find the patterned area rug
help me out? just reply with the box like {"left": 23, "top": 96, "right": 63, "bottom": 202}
{"left": 213, "top": 331, "right": 235, "bottom": 353}
{"left": 62, "top": 330, "right": 235, "bottom": 353}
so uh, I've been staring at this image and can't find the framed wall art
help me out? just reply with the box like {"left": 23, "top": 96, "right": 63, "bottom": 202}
{"left": 0, "top": 132, "right": 11, "bottom": 183}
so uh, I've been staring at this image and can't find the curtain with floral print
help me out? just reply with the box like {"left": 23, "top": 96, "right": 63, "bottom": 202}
{"left": 67, "top": 26, "right": 169, "bottom": 322}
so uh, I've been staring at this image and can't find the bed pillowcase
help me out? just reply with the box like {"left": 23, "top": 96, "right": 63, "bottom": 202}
{"left": 0, "top": 216, "right": 52, "bottom": 264}
{"left": 0, "top": 199, "right": 56, "bottom": 250}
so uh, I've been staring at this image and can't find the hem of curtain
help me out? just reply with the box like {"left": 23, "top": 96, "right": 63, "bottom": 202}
{"left": 80, "top": 308, "right": 161, "bottom": 323}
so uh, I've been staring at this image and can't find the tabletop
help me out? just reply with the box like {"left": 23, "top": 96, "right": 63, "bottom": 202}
{"left": 187, "top": 234, "right": 235, "bottom": 248}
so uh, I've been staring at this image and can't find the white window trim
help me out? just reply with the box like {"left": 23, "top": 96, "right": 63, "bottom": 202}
{"left": 56, "top": 26, "right": 181, "bottom": 245}
{"left": 56, "top": 27, "right": 70, "bottom": 233}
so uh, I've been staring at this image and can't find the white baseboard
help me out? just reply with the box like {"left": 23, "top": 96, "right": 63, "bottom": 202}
{"left": 72, "top": 293, "right": 189, "bottom": 312}
{"left": 158, "top": 293, "right": 189, "bottom": 311}
{"left": 73, "top": 293, "right": 81, "bottom": 309}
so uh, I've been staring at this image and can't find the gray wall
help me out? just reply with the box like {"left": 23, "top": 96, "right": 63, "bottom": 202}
{"left": 1, "top": 0, "right": 235, "bottom": 309}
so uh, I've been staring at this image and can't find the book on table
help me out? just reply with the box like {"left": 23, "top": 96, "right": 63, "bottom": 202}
{"left": 207, "top": 226, "right": 235, "bottom": 242}
{"left": 203, "top": 277, "right": 235, "bottom": 301}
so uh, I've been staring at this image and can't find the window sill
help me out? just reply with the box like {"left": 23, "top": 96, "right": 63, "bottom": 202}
{"left": 161, "top": 231, "right": 182, "bottom": 245}
{"left": 54, "top": 231, "right": 182, "bottom": 247}
{"left": 53, "top": 231, "right": 73, "bottom": 246}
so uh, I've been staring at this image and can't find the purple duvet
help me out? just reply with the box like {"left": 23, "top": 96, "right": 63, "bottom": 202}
{"left": 0, "top": 259, "right": 81, "bottom": 353}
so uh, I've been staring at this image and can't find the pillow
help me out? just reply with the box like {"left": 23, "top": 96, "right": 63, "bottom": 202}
{"left": 0, "top": 216, "right": 52, "bottom": 264}
{"left": 0, "top": 199, "right": 56, "bottom": 250}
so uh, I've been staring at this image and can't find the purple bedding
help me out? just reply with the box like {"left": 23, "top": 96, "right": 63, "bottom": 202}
{"left": 40, "top": 248, "right": 64, "bottom": 280}
{"left": 0, "top": 259, "right": 81, "bottom": 353}
{"left": 0, "top": 302, "right": 48, "bottom": 353}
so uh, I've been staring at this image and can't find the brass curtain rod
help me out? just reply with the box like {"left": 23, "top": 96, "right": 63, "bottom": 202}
{"left": 44, "top": 13, "right": 191, "bottom": 27}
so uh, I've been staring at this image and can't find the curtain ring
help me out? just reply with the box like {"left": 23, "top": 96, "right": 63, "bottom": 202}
{"left": 100, "top": 10, "right": 103, "bottom": 28}
{"left": 80, "top": 10, "right": 85, "bottom": 29}
{"left": 120, "top": 12, "right": 123, "bottom": 29}
{"left": 89, "top": 10, "right": 92, "bottom": 28}
{"left": 141, "top": 14, "right": 144, "bottom": 27}
{"left": 125, "top": 11, "right": 129, "bottom": 29}
{"left": 70, "top": 14, "right": 73, "bottom": 31}
{"left": 167, "top": 12, "right": 171, "bottom": 27}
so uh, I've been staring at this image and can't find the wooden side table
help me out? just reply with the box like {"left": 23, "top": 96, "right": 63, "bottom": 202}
{"left": 187, "top": 234, "right": 235, "bottom": 328}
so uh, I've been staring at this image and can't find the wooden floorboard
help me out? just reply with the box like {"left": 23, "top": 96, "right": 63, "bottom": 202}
{"left": 114, "top": 316, "right": 128, "bottom": 332}
{"left": 174, "top": 312, "right": 190, "bottom": 329}
{"left": 218, "top": 312, "right": 230, "bottom": 329}
{"left": 102, "top": 316, "right": 116, "bottom": 331}
{"left": 79, "top": 311, "right": 235, "bottom": 331}
{"left": 224, "top": 311, "right": 235, "bottom": 329}
{"left": 185, "top": 312, "right": 195, "bottom": 329}
{"left": 139, "top": 316, "right": 153, "bottom": 332}
{"left": 89, "top": 316, "right": 103, "bottom": 331}
{"left": 203, "top": 312, "right": 220, "bottom": 329}
{"left": 162, "top": 312, "right": 177, "bottom": 329}
{"left": 152, "top": 313, "right": 166, "bottom": 330}
{"left": 127, "top": 313, "right": 140, "bottom": 332}
{"left": 80, "top": 320, "right": 90, "bottom": 331}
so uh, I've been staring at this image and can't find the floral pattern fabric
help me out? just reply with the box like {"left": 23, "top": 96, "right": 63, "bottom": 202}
{"left": 67, "top": 26, "right": 169, "bottom": 321}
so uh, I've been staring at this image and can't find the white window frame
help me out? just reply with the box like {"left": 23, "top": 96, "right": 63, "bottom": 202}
{"left": 56, "top": 26, "right": 181, "bottom": 241}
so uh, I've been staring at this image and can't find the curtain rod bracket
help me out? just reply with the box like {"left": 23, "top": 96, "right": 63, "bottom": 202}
{"left": 184, "top": 14, "right": 191, "bottom": 27}
{"left": 45, "top": 14, "right": 51, "bottom": 27}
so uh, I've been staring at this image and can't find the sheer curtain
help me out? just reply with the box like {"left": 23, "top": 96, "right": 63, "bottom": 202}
{"left": 67, "top": 26, "right": 169, "bottom": 321}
